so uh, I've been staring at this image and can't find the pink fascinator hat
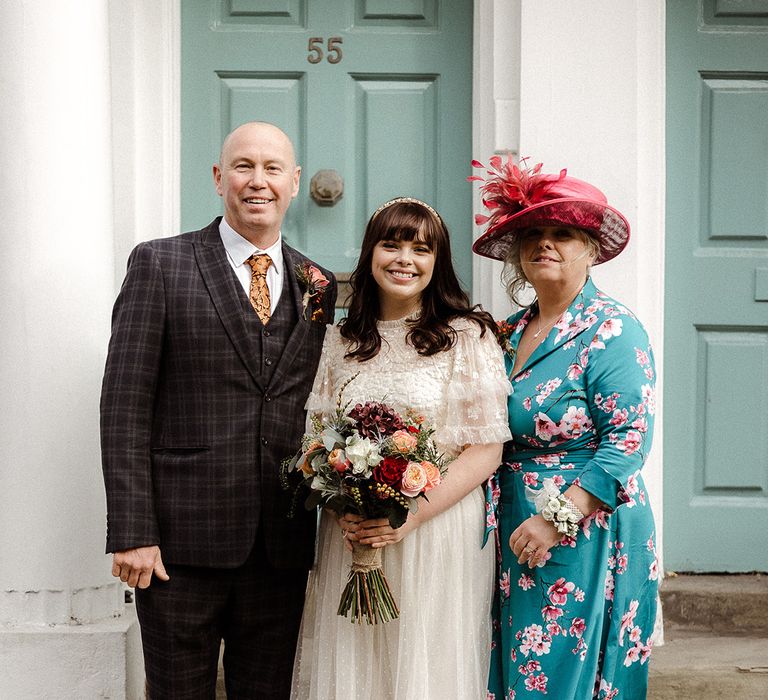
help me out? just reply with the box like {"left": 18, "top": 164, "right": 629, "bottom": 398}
{"left": 470, "top": 157, "right": 630, "bottom": 264}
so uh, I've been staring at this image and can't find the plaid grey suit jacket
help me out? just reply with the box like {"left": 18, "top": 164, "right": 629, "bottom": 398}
{"left": 100, "top": 218, "right": 337, "bottom": 569}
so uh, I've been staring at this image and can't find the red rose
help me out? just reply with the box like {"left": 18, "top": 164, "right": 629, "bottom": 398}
{"left": 373, "top": 455, "right": 408, "bottom": 487}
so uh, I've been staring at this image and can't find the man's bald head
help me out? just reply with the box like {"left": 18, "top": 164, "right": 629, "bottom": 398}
{"left": 219, "top": 122, "right": 297, "bottom": 169}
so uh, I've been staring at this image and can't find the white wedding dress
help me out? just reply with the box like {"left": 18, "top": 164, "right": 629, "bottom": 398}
{"left": 290, "top": 317, "right": 511, "bottom": 700}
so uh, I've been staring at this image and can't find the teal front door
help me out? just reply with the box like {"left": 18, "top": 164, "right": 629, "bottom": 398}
{"left": 181, "top": 0, "right": 474, "bottom": 289}
{"left": 665, "top": 1, "right": 768, "bottom": 571}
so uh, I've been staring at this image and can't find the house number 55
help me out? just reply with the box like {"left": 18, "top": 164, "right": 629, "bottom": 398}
{"left": 307, "top": 37, "right": 343, "bottom": 64}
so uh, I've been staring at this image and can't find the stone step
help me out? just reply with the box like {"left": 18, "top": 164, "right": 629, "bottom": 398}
{"left": 660, "top": 573, "right": 768, "bottom": 637}
{"left": 648, "top": 634, "right": 768, "bottom": 700}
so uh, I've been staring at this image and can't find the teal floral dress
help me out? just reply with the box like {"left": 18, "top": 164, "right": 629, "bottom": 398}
{"left": 487, "top": 278, "right": 659, "bottom": 700}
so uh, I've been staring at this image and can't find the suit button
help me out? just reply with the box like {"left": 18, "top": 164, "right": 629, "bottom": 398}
{"left": 261, "top": 437, "right": 268, "bottom": 446}
{"left": 265, "top": 358, "right": 273, "bottom": 366}
{"left": 264, "top": 394, "right": 271, "bottom": 402}
{"left": 263, "top": 329, "right": 271, "bottom": 337}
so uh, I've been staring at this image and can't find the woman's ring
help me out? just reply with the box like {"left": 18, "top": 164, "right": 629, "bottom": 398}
{"left": 342, "top": 530, "right": 348, "bottom": 539}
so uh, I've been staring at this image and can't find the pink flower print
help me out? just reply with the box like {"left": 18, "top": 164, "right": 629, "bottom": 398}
{"left": 624, "top": 644, "right": 642, "bottom": 666}
{"left": 558, "top": 406, "right": 593, "bottom": 439}
{"left": 546, "top": 621, "right": 562, "bottom": 637}
{"left": 641, "top": 384, "right": 656, "bottom": 415}
{"left": 507, "top": 691, "right": 516, "bottom": 700}
{"left": 534, "top": 412, "right": 559, "bottom": 441}
{"left": 563, "top": 339, "right": 576, "bottom": 349}
{"left": 566, "top": 363, "right": 583, "bottom": 380}
{"left": 547, "top": 577, "right": 575, "bottom": 606}
{"left": 532, "top": 452, "right": 564, "bottom": 467}
{"left": 535, "top": 551, "right": 552, "bottom": 568}
{"left": 499, "top": 570, "right": 511, "bottom": 599}
{"left": 519, "top": 660, "right": 541, "bottom": 674}
{"left": 617, "top": 554, "right": 628, "bottom": 574}
{"left": 619, "top": 600, "right": 639, "bottom": 645}
{"left": 647, "top": 535, "right": 655, "bottom": 551}
{"left": 535, "top": 378, "right": 562, "bottom": 406}
{"left": 616, "top": 430, "right": 642, "bottom": 455}
{"left": 551, "top": 474, "right": 565, "bottom": 487}
{"left": 522, "top": 397, "right": 532, "bottom": 411}
{"left": 629, "top": 625, "right": 642, "bottom": 643}
{"left": 514, "top": 317, "right": 529, "bottom": 333}
{"left": 597, "top": 319, "right": 624, "bottom": 340}
{"left": 609, "top": 408, "right": 629, "bottom": 427}
{"left": 569, "top": 617, "right": 586, "bottom": 638}
{"left": 594, "top": 393, "right": 604, "bottom": 406}
{"left": 574, "top": 588, "right": 585, "bottom": 602}
{"left": 520, "top": 624, "right": 551, "bottom": 657}
{"left": 508, "top": 462, "right": 523, "bottom": 472}
{"left": 518, "top": 573, "right": 535, "bottom": 590}
{"left": 604, "top": 570, "right": 615, "bottom": 601}
{"left": 640, "top": 639, "right": 653, "bottom": 664}
{"left": 635, "top": 348, "right": 650, "bottom": 366}
{"left": 515, "top": 369, "right": 532, "bottom": 382}
{"left": 486, "top": 692, "right": 495, "bottom": 700}
{"left": 602, "top": 396, "right": 617, "bottom": 413}
{"left": 541, "top": 605, "right": 564, "bottom": 621}
{"left": 649, "top": 557, "right": 659, "bottom": 581}
{"left": 522, "top": 471, "right": 539, "bottom": 487}
{"left": 644, "top": 366, "right": 654, "bottom": 380}
{"left": 625, "top": 473, "right": 639, "bottom": 496}
{"left": 524, "top": 673, "right": 549, "bottom": 693}
{"left": 631, "top": 416, "right": 648, "bottom": 433}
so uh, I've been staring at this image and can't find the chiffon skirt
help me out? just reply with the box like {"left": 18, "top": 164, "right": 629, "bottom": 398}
{"left": 291, "top": 487, "right": 494, "bottom": 699}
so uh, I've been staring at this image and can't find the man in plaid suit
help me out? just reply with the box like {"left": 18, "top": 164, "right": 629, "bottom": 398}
{"left": 101, "top": 122, "right": 336, "bottom": 698}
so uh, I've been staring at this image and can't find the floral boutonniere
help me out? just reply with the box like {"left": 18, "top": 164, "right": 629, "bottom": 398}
{"left": 494, "top": 319, "right": 516, "bottom": 359}
{"left": 296, "top": 262, "right": 330, "bottom": 322}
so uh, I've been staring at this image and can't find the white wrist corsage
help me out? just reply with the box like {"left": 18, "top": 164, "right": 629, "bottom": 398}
{"left": 526, "top": 477, "right": 584, "bottom": 539}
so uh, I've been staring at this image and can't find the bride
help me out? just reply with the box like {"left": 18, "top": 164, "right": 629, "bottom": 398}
{"left": 291, "top": 197, "right": 511, "bottom": 699}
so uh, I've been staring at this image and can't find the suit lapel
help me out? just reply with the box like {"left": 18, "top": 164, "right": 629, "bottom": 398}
{"left": 194, "top": 221, "right": 265, "bottom": 391}
{"left": 511, "top": 278, "right": 602, "bottom": 378}
{"left": 268, "top": 244, "right": 312, "bottom": 390}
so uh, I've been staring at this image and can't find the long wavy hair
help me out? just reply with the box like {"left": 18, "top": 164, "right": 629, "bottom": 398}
{"left": 340, "top": 199, "right": 494, "bottom": 361}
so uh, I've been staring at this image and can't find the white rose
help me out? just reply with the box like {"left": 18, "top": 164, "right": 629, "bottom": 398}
{"left": 541, "top": 505, "right": 555, "bottom": 520}
{"left": 345, "top": 435, "right": 383, "bottom": 475}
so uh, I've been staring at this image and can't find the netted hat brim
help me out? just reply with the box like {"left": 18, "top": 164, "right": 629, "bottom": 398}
{"left": 472, "top": 198, "right": 630, "bottom": 264}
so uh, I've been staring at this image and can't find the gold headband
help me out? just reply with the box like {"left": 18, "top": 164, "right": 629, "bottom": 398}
{"left": 370, "top": 197, "right": 441, "bottom": 223}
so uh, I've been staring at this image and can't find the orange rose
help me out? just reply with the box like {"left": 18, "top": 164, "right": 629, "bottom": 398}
{"left": 421, "top": 460, "right": 442, "bottom": 491}
{"left": 401, "top": 461, "right": 428, "bottom": 497}
{"left": 391, "top": 429, "right": 418, "bottom": 453}
{"left": 328, "top": 448, "right": 351, "bottom": 473}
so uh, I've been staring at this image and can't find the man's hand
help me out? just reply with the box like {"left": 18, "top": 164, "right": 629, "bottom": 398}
{"left": 111, "top": 545, "right": 170, "bottom": 589}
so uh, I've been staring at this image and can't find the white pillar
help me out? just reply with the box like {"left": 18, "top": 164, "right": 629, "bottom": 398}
{"left": 0, "top": 1, "right": 142, "bottom": 697}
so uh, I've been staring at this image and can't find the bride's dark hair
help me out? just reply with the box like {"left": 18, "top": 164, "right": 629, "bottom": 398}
{"left": 340, "top": 199, "right": 495, "bottom": 361}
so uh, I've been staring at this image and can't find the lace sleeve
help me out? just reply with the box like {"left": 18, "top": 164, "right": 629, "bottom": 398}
{"left": 304, "top": 325, "right": 342, "bottom": 422}
{"left": 436, "top": 320, "right": 512, "bottom": 447}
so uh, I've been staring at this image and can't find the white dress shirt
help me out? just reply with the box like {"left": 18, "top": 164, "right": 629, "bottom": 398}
{"left": 219, "top": 218, "right": 283, "bottom": 314}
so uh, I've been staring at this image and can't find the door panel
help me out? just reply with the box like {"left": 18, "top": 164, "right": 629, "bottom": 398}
{"left": 181, "top": 0, "right": 473, "bottom": 288}
{"left": 665, "top": 1, "right": 768, "bottom": 571}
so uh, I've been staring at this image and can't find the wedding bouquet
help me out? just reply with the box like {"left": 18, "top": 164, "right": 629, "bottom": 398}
{"left": 283, "top": 376, "right": 446, "bottom": 624}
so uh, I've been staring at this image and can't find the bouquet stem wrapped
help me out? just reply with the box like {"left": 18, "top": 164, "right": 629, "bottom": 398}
{"left": 337, "top": 542, "right": 399, "bottom": 624}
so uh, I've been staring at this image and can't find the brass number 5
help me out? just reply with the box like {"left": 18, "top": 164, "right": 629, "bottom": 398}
{"left": 307, "top": 36, "right": 344, "bottom": 64}
{"left": 327, "top": 37, "right": 343, "bottom": 64}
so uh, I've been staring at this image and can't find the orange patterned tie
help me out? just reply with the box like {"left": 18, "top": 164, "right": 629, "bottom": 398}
{"left": 247, "top": 254, "right": 272, "bottom": 324}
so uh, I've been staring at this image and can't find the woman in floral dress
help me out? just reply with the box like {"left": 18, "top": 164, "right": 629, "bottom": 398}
{"left": 471, "top": 158, "right": 659, "bottom": 699}
{"left": 291, "top": 198, "right": 511, "bottom": 699}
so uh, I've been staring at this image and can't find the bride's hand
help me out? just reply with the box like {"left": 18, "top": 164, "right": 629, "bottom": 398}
{"left": 354, "top": 517, "right": 416, "bottom": 548}
{"left": 335, "top": 512, "right": 364, "bottom": 552}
